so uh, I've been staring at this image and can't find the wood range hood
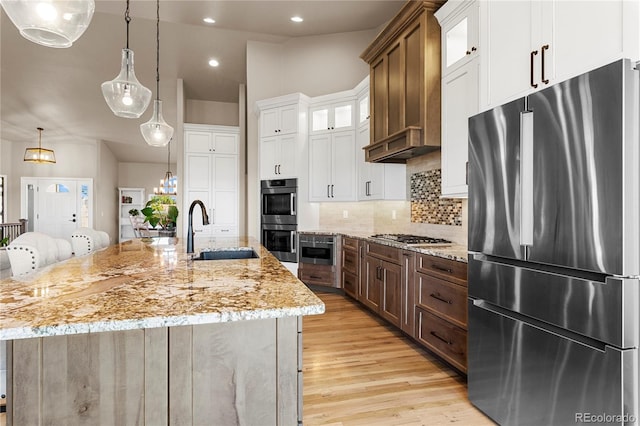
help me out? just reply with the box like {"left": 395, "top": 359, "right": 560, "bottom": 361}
{"left": 360, "top": 0, "right": 444, "bottom": 163}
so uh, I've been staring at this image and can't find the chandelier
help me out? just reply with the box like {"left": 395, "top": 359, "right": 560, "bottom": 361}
{"left": 24, "top": 127, "right": 56, "bottom": 164}
{"left": 154, "top": 139, "right": 177, "bottom": 195}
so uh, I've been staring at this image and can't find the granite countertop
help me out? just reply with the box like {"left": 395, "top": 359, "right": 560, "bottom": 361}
{"left": 0, "top": 237, "right": 325, "bottom": 341}
{"left": 298, "top": 231, "right": 468, "bottom": 263}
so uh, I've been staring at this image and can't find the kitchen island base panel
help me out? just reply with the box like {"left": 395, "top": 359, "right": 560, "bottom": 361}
{"left": 7, "top": 317, "right": 300, "bottom": 426}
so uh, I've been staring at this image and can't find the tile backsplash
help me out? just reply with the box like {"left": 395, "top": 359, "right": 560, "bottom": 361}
{"left": 410, "top": 169, "right": 463, "bottom": 226}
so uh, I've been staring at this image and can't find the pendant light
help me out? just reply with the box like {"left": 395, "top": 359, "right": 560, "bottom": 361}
{"left": 0, "top": 0, "right": 95, "bottom": 48}
{"left": 140, "top": 0, "right": 173, "bottom": 147}
{"left": 24, "top": 127, "right": 56, "bottom": 164}
{"left": 101, "top": 0, "right": 151, "bottom": 119}
{"left": 154, "top": 139, "right": 177, "bottom": 195}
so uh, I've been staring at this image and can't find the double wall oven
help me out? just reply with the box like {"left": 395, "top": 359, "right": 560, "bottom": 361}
{"left": 261, "top": 179, "right": 297, "bottom": 263}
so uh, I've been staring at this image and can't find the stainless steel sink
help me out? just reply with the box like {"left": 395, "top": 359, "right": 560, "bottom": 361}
{"left": 193, "top": 248, "right": 259, "bottom": 261}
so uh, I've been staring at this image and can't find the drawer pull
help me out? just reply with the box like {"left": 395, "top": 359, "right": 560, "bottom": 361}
{"left": 431, "top": 264, "right": 453, "bottom": 274}
{"left": 430, "top": 330, "right": 452, "bottom": 345}
{"left": 429, "top": 293, "right": 453, "bottom": 304}
{"left": 310, "top": 275, "right": 323, "bottom": 279}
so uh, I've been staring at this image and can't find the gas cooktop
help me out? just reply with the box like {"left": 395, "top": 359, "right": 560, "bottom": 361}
{"left": 370, "top": 234, "right": 452, "bottom": 246}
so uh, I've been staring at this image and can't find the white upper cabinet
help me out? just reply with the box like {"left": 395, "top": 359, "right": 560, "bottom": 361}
{"left": 310, "top": 98, "right": 355, "bottom": 134}
{"left": 185, "top": 125, "right": 238, "bottom": 154}
{"left": 441, "top": 60, "right": 478, "bottom": 198}
{"left": 479, "top": 0, "right": 640, "bottom": 110}
{"left": 354, "top": 76, "right": 406, "bottom": 201}
{"left": 260, "top": 103, "right": 299, "bottom": 136}
{"left": 437, "top": 0, "right": 479, "bottom": 76}
{"left": 259, "top": 134, "right": 298, "bottom": 179}
{"left": 358, "top": 92, "right": 370, "bottom": 128}
{"left": 436, "top": 0, "right": 479, "bottom": 198}
{"left": 309, "top": 131, "right": 357, "bottom": 202}
{"left": 256, "top": 94, "right": 310, "bottom": 180}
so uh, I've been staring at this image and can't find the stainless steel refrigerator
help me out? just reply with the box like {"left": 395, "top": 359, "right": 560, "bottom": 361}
{"left": 468, "top": 59, "right": 639, "bottom": 425}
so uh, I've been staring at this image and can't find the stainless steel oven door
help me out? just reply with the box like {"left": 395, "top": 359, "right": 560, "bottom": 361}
{"left": 261, "top": 179, "right": 297, "bottom": 225}
{"left": 262, "top": 224, "right": 297, "bottom": 263}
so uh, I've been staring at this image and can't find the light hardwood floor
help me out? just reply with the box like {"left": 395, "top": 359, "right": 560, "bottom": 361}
{"left": 303, "top": 292, "right": 494, "bottom": 426}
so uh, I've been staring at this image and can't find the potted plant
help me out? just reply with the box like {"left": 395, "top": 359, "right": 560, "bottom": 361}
{"left": 128, "top": 208, "right": 140, "bottom": 217}
{"left": 141, "top": 195, "right": 179, "bottom": 237}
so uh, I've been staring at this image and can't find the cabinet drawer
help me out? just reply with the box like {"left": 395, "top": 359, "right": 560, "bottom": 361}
{"left": 342, "top": 248, "right": 359, "bottom": 274}
{"left": 416, "top": 253, "right": 467, "bottom": 286}
{"left": 415, "top": 307, "right": 467, "bottom": 373}
{"left": 342, "top": 236, "right": 359, "bottom": 250}
{"left": 342, "top": 271, "right": 358, "bottom": 299}
{"left": 366, "top": 242, "right": 401, "bottom": 264}
{"left": 298, "top": 264, "right": 337, "bottom": 287}
{"left": 415, "top": 272, "right": 467, "bottom": 328}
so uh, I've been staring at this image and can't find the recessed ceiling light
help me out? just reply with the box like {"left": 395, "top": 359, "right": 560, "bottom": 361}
{"left": 203, "top": 17, "right": 215, "bottom": 24}
{"left": 290, "top": 16, "right": 303, "bottom": 23}
{"left": 208, "top": 59, "right": 219, "bottom": 67}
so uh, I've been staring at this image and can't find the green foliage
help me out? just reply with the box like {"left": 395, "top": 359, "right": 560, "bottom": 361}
{"left": 0, "top": 237, "right": 8, "bottom": 247}
{"left": 142, "top": 196, "right": 179, "bottom": 230}
{"left": 128, "top": 208, "right": 140, "bottom": 216}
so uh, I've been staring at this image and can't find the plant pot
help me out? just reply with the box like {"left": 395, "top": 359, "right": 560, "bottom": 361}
{"left": 158, "top": 229, "right": 176, "bottom": 237}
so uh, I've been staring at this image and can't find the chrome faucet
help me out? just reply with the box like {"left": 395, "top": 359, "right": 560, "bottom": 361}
{"left": 187, "top": 199, "right": 210, "bottom": 254}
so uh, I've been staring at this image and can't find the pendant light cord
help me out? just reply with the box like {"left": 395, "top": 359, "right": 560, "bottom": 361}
{"left": 155, "top": 0, "right": 160, "bottom": 100}
{"left": 167, "top": 139, "right": 171, "bottom": 174}
{"left": 125, "top": 0, "right": 131, "bottom": 49}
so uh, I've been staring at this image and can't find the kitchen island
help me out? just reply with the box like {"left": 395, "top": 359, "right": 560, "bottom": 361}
{"left": 0, "top": 237, "right": 324, "bottom": 425}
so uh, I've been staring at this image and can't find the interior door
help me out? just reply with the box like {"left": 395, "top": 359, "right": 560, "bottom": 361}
{"left": 24, "top": 178, "right": 93, "bottom": 240}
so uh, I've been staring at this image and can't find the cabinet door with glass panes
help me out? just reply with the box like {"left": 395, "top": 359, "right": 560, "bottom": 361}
{"left": 437, "top": 0, "right": 478, "bottom": 77}
{"left": 309, "top": 99, "right": 355, "bottom": 134}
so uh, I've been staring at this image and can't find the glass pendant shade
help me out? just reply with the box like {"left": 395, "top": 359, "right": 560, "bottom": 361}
{"left": 101, "top": 48, "right": 151, "bottom": 118}
{"left": 24, "top": 128, "right": 56, "bottom": 164}
{"left": 0, "top": 0, "right": 95, "bottom": 48}
{"left": 140, "top": 100, "right": 173, "bottom": 147}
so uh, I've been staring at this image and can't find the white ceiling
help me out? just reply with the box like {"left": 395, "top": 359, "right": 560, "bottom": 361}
{"left": 1, "top": 1, "right": 406, "bottom": 163}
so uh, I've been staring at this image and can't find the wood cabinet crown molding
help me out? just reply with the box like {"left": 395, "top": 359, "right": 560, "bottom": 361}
{"left": 360, "top": 0, "right": 445, "bottom": 63}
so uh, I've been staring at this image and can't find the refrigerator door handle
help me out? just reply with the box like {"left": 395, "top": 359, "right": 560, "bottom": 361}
{"left": 520, "top": 111, "right": 534, "bottom": 248}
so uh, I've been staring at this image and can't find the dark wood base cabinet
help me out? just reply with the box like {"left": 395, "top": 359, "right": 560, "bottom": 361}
{"left": 415, "top": 307, "right": 467, "bottom": 373}
{"left": 340, "top": 237, "right": 468, "bottom": 375}
{"left": 413, "top": 253, "right": 468, "bottom": 373}
{"left": 361, "top": 242, "right": 403, "bottom": 328}
{"left": 341, "top": 237, "right": 360, "bottom": 298}
{"left": 298, "top": 263, "right": 338, "bottom": 288}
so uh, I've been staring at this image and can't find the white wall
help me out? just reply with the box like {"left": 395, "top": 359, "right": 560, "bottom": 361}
{"left": 96, "top": 142, "right": 118, "bottom": 239}
{"left": 0, "top": 138, "right": 122, "bottom": 241}
{"left": 2, "top": 138, "right": 98, "bottom": 220}
{"left": 246, "top": 29, "right": 377, "bottom": 238}
{"left": 186, "top": 100, "right": 239, "bottom": 126}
